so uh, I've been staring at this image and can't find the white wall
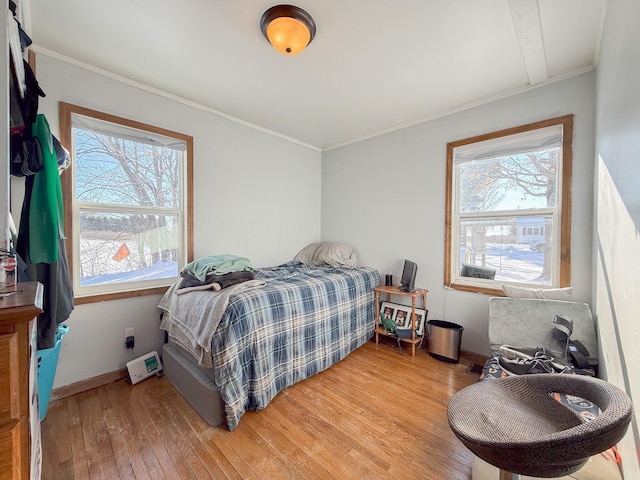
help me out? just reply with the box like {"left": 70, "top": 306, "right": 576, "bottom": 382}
{"left": 14, "top": 52, "right": 321, "bottom": 388}
{"left": 593, "top": 0, "right": 640, "bottom": 475}
{"left": 322, "top": 73, "right": 596, "bottom": 356}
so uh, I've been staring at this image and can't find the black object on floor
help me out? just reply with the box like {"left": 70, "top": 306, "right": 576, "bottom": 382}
{"left": 467, "top": 363, "right": 484, "bottom": 375}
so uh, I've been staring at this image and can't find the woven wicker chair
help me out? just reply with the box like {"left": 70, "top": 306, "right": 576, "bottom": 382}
{"left": 447, "top": 374, "right": 633, "bottom": 479}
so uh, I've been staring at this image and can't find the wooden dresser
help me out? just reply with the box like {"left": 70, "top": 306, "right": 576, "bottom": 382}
{"left": 0, "top": 282, "right": 43, "bottom": 480}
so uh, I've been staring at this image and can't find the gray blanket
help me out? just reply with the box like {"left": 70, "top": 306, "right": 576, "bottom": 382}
{"left": 158, "top": 279, "right": 265, "bottom": 367}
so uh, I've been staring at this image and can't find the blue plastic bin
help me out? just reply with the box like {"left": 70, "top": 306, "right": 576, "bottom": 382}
{"left": 37, "top": 324, "right": 69, "bottom": 421}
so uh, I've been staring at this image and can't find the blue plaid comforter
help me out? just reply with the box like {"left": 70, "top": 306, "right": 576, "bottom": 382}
{"left": 210, "top": 261, "right": 380, "bottom": 430}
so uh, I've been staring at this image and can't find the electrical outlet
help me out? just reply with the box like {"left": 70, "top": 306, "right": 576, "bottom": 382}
{"left": 125, "top": 327, "right": 135, "bottom": 339}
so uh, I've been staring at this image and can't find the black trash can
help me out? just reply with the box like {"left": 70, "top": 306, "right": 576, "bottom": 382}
{"left": 427, "top": 320, "right": 463, "bottom": 363}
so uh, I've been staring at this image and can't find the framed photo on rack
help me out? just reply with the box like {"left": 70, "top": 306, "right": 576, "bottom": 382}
{"left": 380, "top": 301, "right": 428, "bottom": 336}
{"left": 380, "top": 302, "right": 397, "bottom": 322}
{"left": 393, "top": 307, "right": 411, "bottom": 328}
{"left": 397, "top": 307, "right": 428, "bottom": 336}
{"left": 414, "top": 308, "right": 428, "bottom": 336}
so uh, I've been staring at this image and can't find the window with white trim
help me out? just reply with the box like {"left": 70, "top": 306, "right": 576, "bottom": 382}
{"left": 60, "top": 103, "right": 193, "bottom": 302}
{"left": 445, "top": 115, "right": 573, "bottom": 294}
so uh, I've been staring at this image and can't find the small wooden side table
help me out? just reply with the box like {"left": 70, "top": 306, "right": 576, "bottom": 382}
{"left": 374, "top": 285, "right": 428, "bottom": 356}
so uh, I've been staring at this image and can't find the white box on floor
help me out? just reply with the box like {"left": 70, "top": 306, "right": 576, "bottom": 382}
{"left": 126, "top": 351, "right": 162, "bottom": 385}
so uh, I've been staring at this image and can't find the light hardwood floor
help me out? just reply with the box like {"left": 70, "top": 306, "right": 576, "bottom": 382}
{"left": 41, "top": 340, "right": 480, "bottom": 479}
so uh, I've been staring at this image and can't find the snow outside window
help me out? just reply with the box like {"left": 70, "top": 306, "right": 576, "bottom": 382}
{"left": 444, "top": 116, "right": 573, "bottom": 295}
{"left": 60, "top": 103, "right": 193, "bottom": 302}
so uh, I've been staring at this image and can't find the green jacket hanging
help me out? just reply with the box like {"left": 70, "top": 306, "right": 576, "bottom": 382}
{"left": 29, "top": 114, "right": 63, "bottom": 264}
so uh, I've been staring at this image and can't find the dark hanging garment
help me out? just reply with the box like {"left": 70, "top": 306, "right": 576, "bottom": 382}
{"left": 10, "top": 53, "right": 46, "bottom": 178}
{"left": 34, "top": 239, "right": 74, "bottom": 349}
{"left": 15, "top": 175, "right": 34, "bottom": 265}
{"left": 15, "top": 115, "right": 74, "bottom": 349}
{"left": 14, "top": 250, "right": 30, "bottom": 283}
{"left": 20, "top": 61, "right": 45, "bottom": 126}
{"left": 9, "top": 6, "right": 73, "bottom": 348}
{"left": 8, "top": 1, "right": 33, "bottom": 50}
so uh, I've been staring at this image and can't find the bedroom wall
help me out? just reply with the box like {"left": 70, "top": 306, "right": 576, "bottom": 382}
{"left": 13, "top": 52, "right": 321, "bottom": 388}
{"left": 321, "top": 72, "right": 596, "bottom": 357}
{"left": 593, "top": 0, "right": 640, "bottom": 475}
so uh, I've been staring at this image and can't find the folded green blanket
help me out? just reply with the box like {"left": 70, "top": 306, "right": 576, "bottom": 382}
{"left": 182, "top": 254, "right": 253, "bottom": 282}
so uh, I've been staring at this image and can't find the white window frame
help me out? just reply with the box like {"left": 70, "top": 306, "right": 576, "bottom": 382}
{"left": 444, "top": 115, "right": 573, "bottom": 295}
{"left": 60, "top": 102, "right": 194, "bottom": 303}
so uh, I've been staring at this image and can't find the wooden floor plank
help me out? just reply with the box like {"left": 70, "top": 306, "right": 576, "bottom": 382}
{"left": 152, "top": 378, "right": 223, "bottom": 479}
{"left": 42, "top": 341, "right": 478, "bottom": 479}
{"left": 154, "top": 382, "right": 258, "bottom": 480}
{"left": 157, "top": 380, "right": 252, "bottom": 480}
{"left": 67, "top": 395, "right": 91, "bottom": 480}
{"left": 135, "top": 380, "right": 200, "bottom": 480}
{"left": 293, "top": 380, "right": 419, "bottom": 479}
{"left": 152, "top": 377, "right": 233, "bottom": 479}
{"left": 102, "top": 381, "right": 155, "bottom": 480}
{"left": 126, "top": 380, "right": 184, "bottom": 479}
{"left": 110, "top": 380, "right": 169, "bottom": 479}
{"left": 77, "top": 390, "right": 105, "bottom": 480}
{"left": 261, "top": 397, "right": 365, "bottom": 479}
{"left": 87, "top": 388, "right": 120, "bottom": 479}
{"left": 204, "top": 426, "right": 261, "bottom": 480}
{"left": 40, "top": 399, "right": 64, "bottom": 480}
{"left": 218, "top": 422, "right": 296, "bottom": 479}
{"left": 52, "top": 395, "right": 75, "bottom": 479}
{"left": 242, "top": 410, "right": 333, "bottom": 480}
{"left": 95, "top": 385, "right": 136, "bottom": 480}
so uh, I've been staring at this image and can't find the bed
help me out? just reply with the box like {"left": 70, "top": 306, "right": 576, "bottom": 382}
{"left": 158, "top": 255, "right": 381, "bottom": 431}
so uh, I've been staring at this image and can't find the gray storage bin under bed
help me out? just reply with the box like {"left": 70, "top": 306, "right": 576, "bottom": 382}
{"left": 161, "top": 342, "right": 226, "bottom": 427}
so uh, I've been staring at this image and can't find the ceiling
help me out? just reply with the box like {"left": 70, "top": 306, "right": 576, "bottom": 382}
{"left": 25, "top": 0, "right": 606, "bottom": 150}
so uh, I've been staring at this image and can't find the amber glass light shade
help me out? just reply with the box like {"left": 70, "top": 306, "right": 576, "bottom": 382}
{"left": 261, "top": 5, "right": 316, "bottom": 55}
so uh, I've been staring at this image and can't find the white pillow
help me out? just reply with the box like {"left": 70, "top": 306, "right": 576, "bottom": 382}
{"left": 311, "top": 241, "right": 358, "bottom": 268}
{"left": 294, "top": 242, "right": 322, "bottom": 265}
{"left": 502, "top": 284, "right": 574, "bottom": 301}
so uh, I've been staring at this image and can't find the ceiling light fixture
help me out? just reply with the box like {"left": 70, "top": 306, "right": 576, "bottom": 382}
{"left": 260, "top": 4, "right": 316, "bottom": 55}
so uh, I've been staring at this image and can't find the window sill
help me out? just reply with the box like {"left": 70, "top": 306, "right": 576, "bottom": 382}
{"left": 448, "top": 283, "right": 506, "bottom": 296}
{"left": 73, "top": 286, "right": 171, "bottom": 305}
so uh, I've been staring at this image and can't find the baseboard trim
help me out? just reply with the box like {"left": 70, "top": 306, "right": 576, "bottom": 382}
{"left": 372, "top": 336, "right": 487, "bottom": 365}
{"left": 50, "top": 368, "right": 128, "bottom": 401}
{"left": 459, "top": 349, "right": 488, "bottom": 366}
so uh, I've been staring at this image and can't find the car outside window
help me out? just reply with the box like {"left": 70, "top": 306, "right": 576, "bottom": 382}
{"left": 445, "top": 115, "right": 573, "bottom": 294}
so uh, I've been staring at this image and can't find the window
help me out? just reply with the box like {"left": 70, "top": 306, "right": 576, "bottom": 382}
{"left": 445, "top": 115, "right": 573, "bottom": 294}
{"left": 60, "top": 103, "right": 193, "bottom": 303}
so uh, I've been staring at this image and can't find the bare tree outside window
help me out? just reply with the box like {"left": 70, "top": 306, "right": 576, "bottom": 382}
{"left": 495, "top": 149, "right": 558, "bottom": 281}
{"left": 445, "top": 115, "right": 573, "bottom": 294}
{"left": 75, "top": 131, "right": 180, "bottom": 272}
{"left": 60, "top": 103, "right": 193, "bottom": 302}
